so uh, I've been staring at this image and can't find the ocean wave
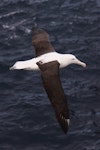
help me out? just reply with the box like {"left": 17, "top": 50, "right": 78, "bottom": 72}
{"left": 0, "top": 10, "right": 24, "bottom": 19}
{"left": 28, "top": 0, "right": 48, "bottom": 4}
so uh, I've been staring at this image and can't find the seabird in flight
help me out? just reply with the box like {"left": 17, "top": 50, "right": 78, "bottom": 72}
{"left": 10, "top": 28, "right": 86, "bottom": 133}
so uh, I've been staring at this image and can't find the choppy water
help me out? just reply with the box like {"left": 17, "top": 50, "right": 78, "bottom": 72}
{"left": 0, "top": 0, "right": 100, "bottom": 149}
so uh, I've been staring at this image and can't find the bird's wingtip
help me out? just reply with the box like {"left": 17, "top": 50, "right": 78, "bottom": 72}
{"left": 56, "top": 113, "right": 70, "bottom": 134}
{"left": 63, "top": 119, "right": 70, "bottom": 134}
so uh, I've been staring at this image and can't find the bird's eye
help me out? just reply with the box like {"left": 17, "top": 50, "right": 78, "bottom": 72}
{"left": 72, "top": 58, "right": 75, "bottom": 60}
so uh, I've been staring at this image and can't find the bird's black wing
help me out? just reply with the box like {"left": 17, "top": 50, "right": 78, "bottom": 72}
{"left": 32, "top": 28, "right": 55, "bottom": 57}
{"left": 37, "top": 61, "right": 70, "bottom": 133}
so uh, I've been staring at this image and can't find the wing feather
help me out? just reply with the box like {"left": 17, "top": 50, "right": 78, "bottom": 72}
{"left": 37, "top": 61, "right": 70, "bottom": 133}
{"left": 32, "top": 28, "right": 55, "bottom": 57}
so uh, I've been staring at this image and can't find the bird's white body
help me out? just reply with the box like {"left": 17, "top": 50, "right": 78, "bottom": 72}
{"left": 10, "top": 52, "right": 86, "bottom": 70}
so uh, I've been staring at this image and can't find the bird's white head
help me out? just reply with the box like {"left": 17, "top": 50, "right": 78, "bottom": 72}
{"left": 64, "top": 54, "right": 86, "bottom": 68}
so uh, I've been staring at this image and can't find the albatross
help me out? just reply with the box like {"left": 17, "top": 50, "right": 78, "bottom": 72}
{"left": 10, "top": 28, "right": 86, "bottom": 133}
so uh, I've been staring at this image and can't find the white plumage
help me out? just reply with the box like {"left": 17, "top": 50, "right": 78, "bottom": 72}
{"left": 10, "top": 52, "right": 86, "bottom": 70}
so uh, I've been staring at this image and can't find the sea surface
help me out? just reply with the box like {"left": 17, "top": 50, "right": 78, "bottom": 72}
{"left": 0, "top": 0, "right": 100, "bottom": 149}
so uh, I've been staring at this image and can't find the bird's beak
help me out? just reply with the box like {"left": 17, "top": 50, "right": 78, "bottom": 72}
{"left": 75, "top": 58, "right": 86, "bottom": 68}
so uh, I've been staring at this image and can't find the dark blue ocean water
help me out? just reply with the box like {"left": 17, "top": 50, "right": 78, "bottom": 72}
{"left": 0, "top": 0, "right": 100, "bottom": 149}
